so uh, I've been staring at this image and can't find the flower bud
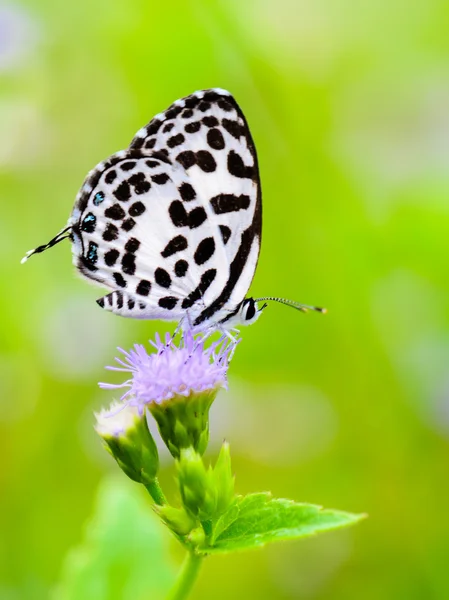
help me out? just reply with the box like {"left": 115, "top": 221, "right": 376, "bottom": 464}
{"left": 95, "top": 402, "right": 159, "bottom": 485}
{"left": 211, "top": 442, "right": 235, "bottom": 516}
{"left": 154, "top": 504, "right": 197, "bottom": 536}
{"left": 176, "top": 444, "right": 235, "bottom": 523}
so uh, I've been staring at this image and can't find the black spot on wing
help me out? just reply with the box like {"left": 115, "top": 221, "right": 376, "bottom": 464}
{"left": 194, "top": 237, "right": 215, "bottom": 265}
{"left": 121, "top": 218, "right": 136, "bottom": 231}
{"left": 219, "top": 225, "right": 231, "bottom": 245}
{"left": 161, "top": 235, "right": 188, "bottom": 258}
{"left": 103, "top": 223, "right": 119, "bottom": 241}
{"left": 202, "top": 116, "right": 219, "bottom": 127}
{"left": 136, "top": 280, "right": 151, "bottom": 296}
{"left": 176, "top": 151, "right": 196, "bottom": 169}
{"left": 227, "top": 150, "right": 254, "bottom": 179}
{"left": 207, "top": 128, "right": 225, "bottom": 150}
{"left": 176, "top": 150, "right": 216, "bottom": 172}
{"left": 218, "top": 99, "right": 233, "bottom": 112}
{"left": 121, "top": 161, "right": 136, "bottom": 171}
{"left": 159, "top": 296, "right": 178, "bottom": 310}
{"left": 198, "top": 101, "right": 211, "bottom": 112}
{"left": 185, "top": 121, "right": 201, "bottom": 134}
{"left": 147, "top": 120, "right": 163, "bottom": 135}
{"left": 105, "top": 170, "right": 117, "bottom": 184}
{"left": 210, "top": 193, "right": 251, "bottom": 214}
{"left": 184, "top": 96, "right": 198, "bottom": 109}
{"left": 222, "top": 119, "right": 243, "bottom": 139}
{"left": 155, "top": 268, "right": 171, "bottom": 288}
{"left": 188, "top": 207, "right": 207, "bottom": 229}
{"left": 113, "top": 272, "right": 127, "bottom": 288}
{"left": 165, "top": 105, "right": 183, "bottom": 120}
{"left": 175, "top": 259, "right": 188, "bottom": 277}
{"left": 169, "top": 201, "right": 207, "bottom": 229}
{"left": 152, "top": 173, "right": 170, "bottom": 185}
{"left": 169, "top": 200, "right": 188, "bottom": 227}
{"left": 179, "top": 182, "right": 196, "bottom": 201}
{"left": 128, "top": 173, "right": 151, "bottom": 195}
{"left": 104, "top": 248, "right": 119, "bottom": 266}
{"left": 196, "top": 151, "right": 216, "bottom": 172}
{"left": 146, "top": 160, "right": 160, "bottom": 168}
{"left": 129, "top": 201, "right": 145, "bottom": 217}
{"left": 167, "top": 133, "right": 185, "bottom": 148}
{"left": 114, "top": 181, "right": 131, "bottom": 202}
{"left": 125, "top": 238, "right": 140, "bottom": 253}
{"left": 121, "top": 253, "right": 136, "bottom": 275}
{"left": 105, "top": 204, "right": 126, "bottom": 220}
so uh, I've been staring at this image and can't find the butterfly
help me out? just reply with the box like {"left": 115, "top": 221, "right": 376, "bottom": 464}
{"left": 22, "top": 88, "right": 325, "bottom": 335}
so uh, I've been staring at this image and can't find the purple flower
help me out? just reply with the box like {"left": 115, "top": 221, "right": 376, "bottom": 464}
{"left": 99, "top": 331, "right": 237, "bottom": 411}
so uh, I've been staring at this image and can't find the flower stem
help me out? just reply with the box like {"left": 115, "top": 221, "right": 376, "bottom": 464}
{"left": 145, "top": 477, "right": 167, "bottom": 506}
{"left": 167, "top": 551, "right": 203, "bottom": 600}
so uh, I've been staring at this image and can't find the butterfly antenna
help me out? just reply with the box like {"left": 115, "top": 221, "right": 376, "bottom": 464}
{"left": 21, "top": 226, "right": 72, "bottom": 264}
{"left": 254, "top": 296, "right": 327, "bottom": 314}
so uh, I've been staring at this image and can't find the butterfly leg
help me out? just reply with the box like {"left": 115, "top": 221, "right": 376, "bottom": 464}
{"left": 167, "top": 320, "right": 184, "bottom": 348}
{"left": 217, "top": 326, "right": 241, "bottom": 362}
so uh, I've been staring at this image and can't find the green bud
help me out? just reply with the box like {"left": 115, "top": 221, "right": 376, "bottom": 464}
{"left": 187, "top": 526, "right": 206, "bottom": 548}
{"left": 154, "top": 505, "right": 197, "bottom": 536}
{"left": 149, "top": 389, "right": 217, "bottom": 459}
{"left": 211, "top": 442, "right": 235, "bottom": 516}
{"left": 176, "top": 444, "right": 235, "bottom": 523}
{"left": 95, "top": 403, "right": 159, "bottom": 485}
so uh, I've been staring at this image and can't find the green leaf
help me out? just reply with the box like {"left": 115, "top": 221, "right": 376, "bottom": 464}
{"left": 204, "top": 492, "right": 365, "bottom": 554}
{"left": 53, "top": 477, "right": 175, "bottom": 600}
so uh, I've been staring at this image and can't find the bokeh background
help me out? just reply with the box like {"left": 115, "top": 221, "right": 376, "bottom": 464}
{"left": 2, "top": 0, "right": 449, "bottom": 598}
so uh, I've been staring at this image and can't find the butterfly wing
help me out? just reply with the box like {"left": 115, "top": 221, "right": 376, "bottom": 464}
{"left": 130, "top": 88, "right": 262, "bottom": 328}
{"left": 70, "top": 152, "right": 230, "bottom": 322}
{"left": 70, "top": 89, "right": 261, "bottom": 329}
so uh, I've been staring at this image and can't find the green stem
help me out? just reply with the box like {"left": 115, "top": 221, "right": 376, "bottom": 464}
{"left": 145, "top": 478, "right": 167, "bottom": 506}
{"left": 167, "top": 551, "right": 203, "bottom": 600}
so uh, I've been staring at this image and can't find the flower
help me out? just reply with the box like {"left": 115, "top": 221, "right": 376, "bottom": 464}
{"left": 99, "top": 331, "right": 236, "bottom": 410}
{"left": 94, "top": 401, "right": 139, "bottom": 437}
{"left": 99, "top": 331, "right": 238, "bottom": 458}
{"left": 94, "top": 401, "right": 159, "bottom": 484}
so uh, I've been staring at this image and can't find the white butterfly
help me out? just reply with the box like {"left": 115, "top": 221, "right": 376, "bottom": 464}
{"left": 22, "top": 89, "right": 324, "bottom": 335}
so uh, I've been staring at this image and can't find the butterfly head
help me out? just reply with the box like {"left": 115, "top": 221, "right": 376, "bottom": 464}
{"left": 223, "top": 298, "right": 267, "bottom": 329}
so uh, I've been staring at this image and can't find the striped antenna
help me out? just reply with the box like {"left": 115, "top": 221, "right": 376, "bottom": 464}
{"left": 254, "top": 297, "right": 327, "bottom": 314}
{"left": 21, "top": 226, "right": 72, "bottom": 264}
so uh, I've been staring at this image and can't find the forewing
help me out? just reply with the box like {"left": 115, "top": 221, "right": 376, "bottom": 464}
{"left": 130, "top": 88, "right": 262, "bottom": 326}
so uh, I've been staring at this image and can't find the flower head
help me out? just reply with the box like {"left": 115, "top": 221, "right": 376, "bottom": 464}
{"left": 99, "top": 331, "right": 238, "bottom": 458}
{"left": 99, "top": 331, "right": 236, "bottom": 410}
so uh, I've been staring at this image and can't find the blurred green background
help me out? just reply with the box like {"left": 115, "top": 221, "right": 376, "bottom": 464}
{"left": 2, "top": 0, "right": 449, "bottom": 598}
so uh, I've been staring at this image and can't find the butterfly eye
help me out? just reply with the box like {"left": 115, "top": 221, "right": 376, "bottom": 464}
{"left": 244, "top": 300, "right": 256, "bottom": 321}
